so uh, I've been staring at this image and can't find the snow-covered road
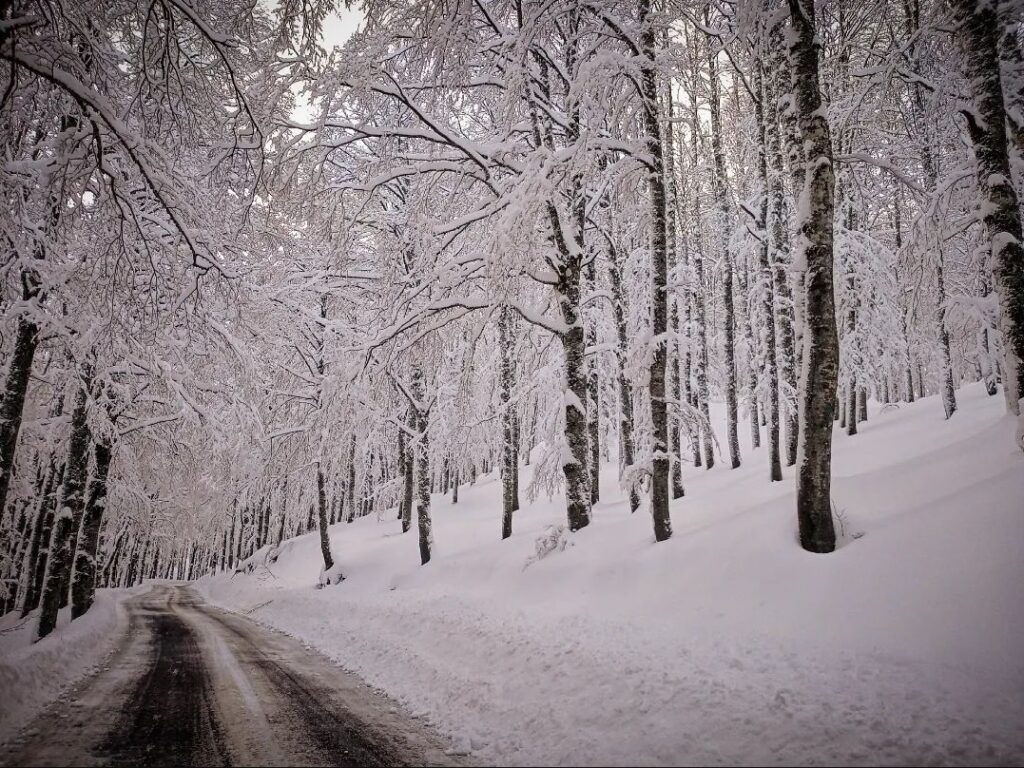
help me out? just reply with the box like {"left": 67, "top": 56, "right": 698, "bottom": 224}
{"left": 0, "top": 586, "right": 464, "bottom": 767}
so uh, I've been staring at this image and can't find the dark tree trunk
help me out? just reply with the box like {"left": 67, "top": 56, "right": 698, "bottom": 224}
{"left": 554, "top": 259, "right": 592, "bottom": 532}
{"left": 511, "top": 412, "right": 520, "bottom": 512}
{"left": 0, "top": 317, "right": 38, "bottom": 520}
{"left": 235, "top": 504, "right": 244, "bottom": 564}
{"left": 20, "top": 460, "right": 59, "bottom": 616}
{"left": 347, "top": 435, "right": 357, "bottom": 523}
{"left": 788, "top": 0, "right": 838, "bottom": 554}
{"left": 3, "top": 500, "right": 30, "bottom": 614}
{"left": 757, "top": 65, "right": 784, "bottom": 482}
{"left": 500, "top": 307, "right": 517, "bottom": 539}
{"left": 228, "top": 504, "right": 237, "bottom": 568}
{"left": 847, "top": 376, "right": 858, "bottom": 436}
{"left": 102, "top": 526, "right": 125, "bottom": 588}
{"left": 412, "top": 368, "right": 433, "bottom": 564}
{"left": 397, "top": 424, "right": 408, "bottom": 525}
{"left": 70, "top": 439, "right": 112, "bottom": 620}
{"left": 36, "top": 383, "right": 91, "bottom": 639}
{"left": 402, "top": 414, "right": 414, "bottom": 533}
{"left": 316, "top": 467, "right": 335, "bottom": 575}
{"left": 641, "top": 0, "right": 672, "bottom": 541}
{"left": 955, "top": 0, "right": 1024, "bottom": 420}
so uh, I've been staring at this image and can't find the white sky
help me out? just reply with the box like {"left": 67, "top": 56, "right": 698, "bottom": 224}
{"left": 257, "top": 1, "right": 364, "bottom": 51}
{"left": 322, "top": 6, "right": 364, "bottom": 50}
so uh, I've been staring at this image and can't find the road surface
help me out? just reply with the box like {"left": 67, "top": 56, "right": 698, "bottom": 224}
{"left": 0, "top": 586, "right": 465, "bottom": 767}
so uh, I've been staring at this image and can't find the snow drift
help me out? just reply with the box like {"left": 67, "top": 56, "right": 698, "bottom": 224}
{"left": 0, "top": 584, "right": 150, "bottom": 738}
{"left": 199, "top": 384, "right": 1024, "bottom": 765}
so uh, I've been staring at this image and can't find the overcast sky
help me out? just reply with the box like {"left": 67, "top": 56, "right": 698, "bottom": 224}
{"left": 322, "top": 5, "right": 364, "bottom": 49}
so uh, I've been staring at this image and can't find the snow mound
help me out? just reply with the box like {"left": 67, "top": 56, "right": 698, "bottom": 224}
{"left": 0, "top": 584, "right": 150, "bottom": 739}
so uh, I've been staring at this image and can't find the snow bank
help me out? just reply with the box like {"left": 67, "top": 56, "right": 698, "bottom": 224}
{"left": 199, "top": 383, "right": 1024, "bottom": 765}
{"left": 0, "top": 584, "right": 150, "bottom": 739}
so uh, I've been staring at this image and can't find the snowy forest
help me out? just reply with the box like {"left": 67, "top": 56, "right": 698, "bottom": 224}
{"left": 1, "top": 0, "right": 1024, "bottom": 764}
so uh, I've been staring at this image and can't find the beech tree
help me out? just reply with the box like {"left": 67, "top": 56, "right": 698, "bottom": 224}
{"left": 787, "top": 0, "right": 839, "bottom": 554}
{"left": 5, "top": 0, "right": 1024, "bottom": 633}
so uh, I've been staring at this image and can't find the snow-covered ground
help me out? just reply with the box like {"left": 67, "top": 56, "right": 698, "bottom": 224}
{"left": 0, "top": 583, "right": 151, "bottom": 738}
{"left": 199, "top": 383, "right": 1024, "bottom": 765}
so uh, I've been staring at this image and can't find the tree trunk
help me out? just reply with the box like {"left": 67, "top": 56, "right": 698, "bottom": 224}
{"left": 316, "top": 467, "right": 336, "bottom": 575}
{"left": 402, "top": 414, "right": 414, "bottom": 533}
{"left": 788, "top": 0, "right": 838, "bottom": 554}
{"left": 36, "top": 382, "right": 91, "bottom": 639}
{"left": 275, "top": 479, "right": 287, "bottom": 547}
{"left": 585, "top": 269, "right": 601, "bottom": 505}
{"left": 500, "top": 307, "right": 517, "bottom": 539}
{"left": 609, "top": 242, "right": 641, "bottom": 512}
{"left": 0, "top": 317, "right": 38, "bottom": 520}
{"left": 757, "top": 65, "right": 784, "bottom": 482}
{"left": 236, "top": 504, "right": 245, "bottom": 564}
{"left": 555, "top": 258, "right": 592, "bottom": 532}
{"left": 511, "top": 412, "right": 520, "bottom": 512}
{"left": 708, "top": 46, "right": 740, "bottom": 469}
{"left": 411, "top": 368, "right": 433, "bottom": 564}
{"left": 937, "top": 252, "right": 958, "bottom": 420}
{"left": 70, "top": 439, "right": 112, "bottom": 620}
{"left": 228, "top": 503, "right": 237, "bottom": 568}
{"left": 641, "top": 0, "right": 672, "bottom": 541}
{"left": 3, "top": 499, "right": 30, "bottom": 614}
{"left": 956, "top": 0, "right": 1024, "bottom": 423}
{"left": 663, "top": 64, "right": 686, "bottom": 500}
{"left": 687, "top": 47, "right": 716, "bottom": 472}
{"left": 20, "top": 458, "right": 59, "bottom": 616}
{"left": 346, "top": 435, "right": 357, "bottom": 523}
{"left": 397, "top": 424, "right": 407, "bottom": 526}
{"left": 847, "top": 375, "right": 858, "bottom": 436}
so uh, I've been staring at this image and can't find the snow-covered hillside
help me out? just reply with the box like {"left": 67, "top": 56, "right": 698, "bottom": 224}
{"left": 199, "top": 384, "right": 1024, "bottom": 766}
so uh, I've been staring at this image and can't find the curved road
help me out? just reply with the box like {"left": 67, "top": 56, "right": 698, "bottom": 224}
{"left": 0, "top": 587, "right": 465, "bottom": 767}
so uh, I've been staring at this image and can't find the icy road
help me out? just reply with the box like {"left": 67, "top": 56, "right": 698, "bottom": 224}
{"left": 0, "top": 586, "right": 464, "bottom": 767}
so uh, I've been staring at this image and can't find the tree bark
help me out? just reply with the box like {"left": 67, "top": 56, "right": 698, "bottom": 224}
{"left": 70, "top": 439, "right": 111, "bottom": 620}
{"left": 686, "top": 44, "right": 715, "bottom": 471}
{"left": 3, "top": 498, "right": 30, "bottom": 614}
{"left": 36, "top": 382, "right": 91, "bottom": 639}
{"left": 664, "top": 63, "right": 686, "bottom": 500}
{"left": 341, "top": 435, "right": 354, "bottom": 523}
{"left": 554, "top": 254, "right": 592, "bottom": 532}
{"left": 708, "top": 45, "right": 741, "bottom": 469}
{"left": 757, "top": 65, "right": 784, "bottom": 482}
{"left": 499, "top": 307, "right": 517, "bottom": 539}
{"left": 609, "top": 241, "right": 640, "bottom": 512}
{"left": 788, "top": 0, "right": 839, "bottom": 554}
{"left": 20, "top": 458, "right": 60, "bottom": 616}
{"left": 640, "top": 0, "right": 672, "bottom": 541}
{"left": 0, "top": 317, "right": 38, "bottom": 520}
{"left": 316, "top": 466, "right": 336, "bottom": 575}
{"left": 411, "top": 367, "right": 433, "bottom": 564}
{"left": 585, "top": 267, "right": 601, "bottom": 506}
{"left": 954, "top": 0, "right": 1024, "bottom": 425}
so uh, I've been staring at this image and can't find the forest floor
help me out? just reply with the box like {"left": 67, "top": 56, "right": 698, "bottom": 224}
{"left": 198, "top": 383, "right": 1024, "bottom": 766}
{"left": 0, "top": 586, "right": 464, "bottom": 766}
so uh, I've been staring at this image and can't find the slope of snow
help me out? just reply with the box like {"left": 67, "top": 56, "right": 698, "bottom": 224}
{"left": 0, "top": 584, "right": 151, "bottom": 739}
{"left": 198, "top": 383, "right": 1024, "bottom": 765}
